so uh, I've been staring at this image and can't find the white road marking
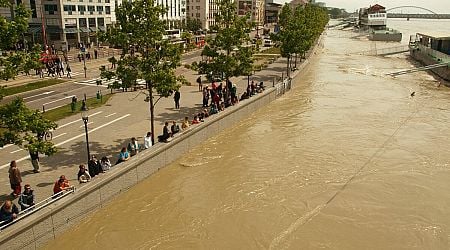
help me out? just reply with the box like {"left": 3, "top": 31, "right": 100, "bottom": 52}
{"left": 23, "top": 91, "right": 55, "bottom": 100}
{"left": 44, "top": 104, "right": 65, "bottom": 112}
{"left": 73, "top": 82, "right": 108, "bottom": 88}
{"left": 42, "top": 95, "right": 75, "bottom": 106}
{"left": 10, "top": 149, "right": 23, "bottom": 154}
{"left": 0, "top": 144, "right": 14, "bottom": 149}
{"left": 105, "top": 112, "right": 116, "bottom": 117}
{"left": 57, "top": 111, "right": 103, "bottom": 129}
{"left": 0, "top": 114, "right": 131, "bottom": 170}
{"left": 52, "top": 132, "right": 67, "bottom": 139}
{"left": 79, "top": 122, "right": 94, "bottom": 128}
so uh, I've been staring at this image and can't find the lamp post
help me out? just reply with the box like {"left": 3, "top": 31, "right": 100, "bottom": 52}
{"left": 81, "top": 109, "right": 90, "bottom": 164}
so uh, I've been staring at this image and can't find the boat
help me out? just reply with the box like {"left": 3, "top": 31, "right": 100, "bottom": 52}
{"left": 409, "top": 33, "right": 450, "bottom": 81}
{"left": 358, "top": 4, "right": 402, "bottom": 42}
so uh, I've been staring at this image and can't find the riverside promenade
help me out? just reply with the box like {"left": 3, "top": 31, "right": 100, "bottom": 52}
{"left": 0, "top": 52, "right": 291, "bottom": 204}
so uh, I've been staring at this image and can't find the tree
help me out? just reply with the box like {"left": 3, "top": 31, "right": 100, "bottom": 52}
{"left": 0, "top": 98, "right": 58, "bottom": 155}
{"left": 185, "top": 17, "right": 202, "bottom": 33}
{"left": 0, "top": 1, "right": 42, "bottom": 81}
{"left": 198, "top": 0, "right": 254, "bottom": 85}
{"left": 99, "top": 0, "right": 184, "bottom": 144}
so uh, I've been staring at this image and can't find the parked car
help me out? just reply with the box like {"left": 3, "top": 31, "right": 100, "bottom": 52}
{"left": 264, "top": 39, "right": 273, "bottom": 47}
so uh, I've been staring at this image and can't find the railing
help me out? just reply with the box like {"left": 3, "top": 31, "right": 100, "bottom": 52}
{"left": 0, "top": 186, "right": 76, "bottom": 231}
{"left": 415, "top": 44, "right": 450, "bottom": 62}
{"left": 356, "top": 45, "right": 409, "bottom": 56}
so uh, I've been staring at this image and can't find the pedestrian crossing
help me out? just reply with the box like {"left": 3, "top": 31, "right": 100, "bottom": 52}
{"left": 78, "top": 77, "right": 147, "bottom": 87}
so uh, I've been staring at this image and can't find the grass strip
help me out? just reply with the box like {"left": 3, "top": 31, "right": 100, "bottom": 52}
{"left": 1, "top": 79, "right": 65, "bottom": 96}
{"left": 260, "top": 47, "right": 281, "bottom": 54}
{"left": 43, "top": 94, "right": 112, "bottom": 122}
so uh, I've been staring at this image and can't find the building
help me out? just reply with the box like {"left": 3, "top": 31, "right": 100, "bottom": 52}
{"left": 0, "top": 0, "right": 45, "bottom": 46}
{"left": 265, "top": 0, "right": 281, "bottom": 24}
{"left": 237, "top": 0, "right": 265, "bottom": 28}
{"left": 185, "top": 0, "right": 218, "bottom": 30}
{"left": 289, "top": 0, "right": 308, "bottom": 9}
{"left": 156, "top": 0, "right": 186, "bottom": 29}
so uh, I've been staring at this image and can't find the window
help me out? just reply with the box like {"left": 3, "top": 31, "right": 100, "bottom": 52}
{"left": 196, "top": 13, "right": 200, "bottom": 17}
{"left": 105, "top": 0, "right": 109, "bottom": 2}
{"left": 79, "top": 18, "right": 87, "bottom": 27}
{"left": 30, "top": 0, "right": 37, "bottom": 18}
{"left": 88, "top": 17, "right": 96, "bottom": 27}
{"left": 105, "top": 6, "right": 110, "bottom": 14}
{"left": 98, "top": 0, "right": 101, "bottom": 2}
{"left": 196, "top": 6, "right": 200, "bottom": 10}
{"left": 44, "top": 4, "right": 58, "bottom": 15}
{"left": 96, "top": 6, "right": 103, "bottom": 11}
{"left": 88, "top": 5, "right": 94, "bottom": 14}
{"left": 97, "top": 17, "right": 104, "bottom": 27}
{"left": 78, "top": 5, "right": 86, "bottom": 14}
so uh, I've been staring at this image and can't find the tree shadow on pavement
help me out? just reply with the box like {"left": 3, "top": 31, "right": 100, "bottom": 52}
{"left": 157, "top": 104, "right": 205, "bottom": 124}
{"left": 36, "top": 182, "right": 54, "bottom": 188}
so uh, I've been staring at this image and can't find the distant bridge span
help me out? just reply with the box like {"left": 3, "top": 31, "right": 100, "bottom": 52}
{"left": 385, "top": 6, "right": 450, "bottom": 19}
{"left": 386, "top": 6, "right": 438, "bottom": 15}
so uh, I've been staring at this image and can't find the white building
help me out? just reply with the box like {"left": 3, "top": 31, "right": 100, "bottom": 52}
{"left": 237, "top": 0, "right": 264, "bottom": 28}
{"left": 156, "top": 0, "right": 186, "bottom": 29}
{"left": 186, "top": 0, "right": 218, "bottom": 30}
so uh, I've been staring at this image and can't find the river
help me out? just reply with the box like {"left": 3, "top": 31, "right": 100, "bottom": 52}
{"left": 44, "top": 19, "right": 450, "bottom": 249}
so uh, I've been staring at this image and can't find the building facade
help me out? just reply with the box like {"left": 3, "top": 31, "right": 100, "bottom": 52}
{"left": 265, "top": 0, "right": 281, "bottom": 24}
{"left": 156, "top": 0, "right": 186, "bottom": 29}
{"left": 185, "top": 0, "right": 218, "bottom": 30}
{"left": 237, "top": 0, "right": 264, "bottom": 27}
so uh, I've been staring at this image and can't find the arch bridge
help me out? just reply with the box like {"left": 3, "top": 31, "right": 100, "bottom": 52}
{"left": 386, "top": 6, "right": 450, "bottom": 19}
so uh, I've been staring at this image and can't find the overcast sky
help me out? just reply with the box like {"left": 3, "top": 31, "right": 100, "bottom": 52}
{"left": 318, "top": 0, "right": 450, "bottom": 13}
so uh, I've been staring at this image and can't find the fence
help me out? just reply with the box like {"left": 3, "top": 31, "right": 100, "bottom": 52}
{"left": 0, "top": 187, "right": 76, "bottom": 231}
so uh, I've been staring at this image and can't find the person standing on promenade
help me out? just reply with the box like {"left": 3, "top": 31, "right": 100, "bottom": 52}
{"left": 197, "top": 76, "right": 202, "bottom": 92}
{"left": 8, "top": 161, "right": 22, "bottom": 198}
{"left": 174, "top": 90, "right": 181, "bottom": 109}
{"left": 66, "top": 64, "right": 72, "bottom": 78}
{"left": 29, "top": 150, "right": 40, "bottom": 173}
{"left": 18, "top": 184, "right": 35, "bottom": 211}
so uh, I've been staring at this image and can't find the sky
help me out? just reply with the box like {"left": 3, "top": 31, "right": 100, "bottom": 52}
{"left": 318, "top": 0, "right": 450, "bottom": 13}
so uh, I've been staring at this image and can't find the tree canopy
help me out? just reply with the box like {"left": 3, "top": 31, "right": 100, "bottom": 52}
{"left": 198, "top": 0, "right": 254, "bottom": 82}
{"left": 99, "top": 0, "right": 184, "bottom": 143}
{"left": 0, "top": 98, "right": 58, "bottom": 155}
{"left": 271, "top": 3, "right": 329, "bottom": 76}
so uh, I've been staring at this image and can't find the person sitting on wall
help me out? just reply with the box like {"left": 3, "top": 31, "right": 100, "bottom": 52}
{"left": 100, "top": 156, "right": 112, "bottom": 172}
{"left": 181, "top": 117, "right": 190, "bottom": 130}
{"left": 88, "top": 155, "right": 102, "bottom": 177}
{"left": 144, "top": 132, "right": 153, "bottom": 149}
{"left": 171, "top": 121, "right": 180, "bottom": 136}
{"left": 158, "top": 122, "right": 171, "bottom": 142}
{"left": 77, "top": 164, "right": 92, "bottom": 183}
{"left": 240, "top": 91, "right": 249, "bottom": 101}
{"left": 53, "top": 175, "right": 71, "bottom": 197}
{"left": 192, "top": 115, "right": 200, "bottom": 124}
{"left": 258, "top": 81, "right": 265, "bottom": 92}
{"left": 116, "top": 147, "right": 130, "bottom": 164}
{"left": 18, "top": 184, "right": 35, "bottom": 211}
{"left": 127, "top": 137, "right": 139, "bottom": 157}
{"left": 209, "top": 103, "right": 218, "bottom": 115}
{"left": 0, "top": 200, "right": 19, "bottom": 227}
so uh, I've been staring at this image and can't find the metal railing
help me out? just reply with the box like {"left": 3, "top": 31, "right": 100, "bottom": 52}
{"left": 0, "top": 186, "right": 76, "bottom": 231}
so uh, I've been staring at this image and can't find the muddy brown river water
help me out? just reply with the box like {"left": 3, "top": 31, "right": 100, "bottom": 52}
{"left": 44, "top": 19, "right": 450, "bottom": 249}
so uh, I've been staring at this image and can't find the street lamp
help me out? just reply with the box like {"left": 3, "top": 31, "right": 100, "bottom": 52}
{"left": 81, "top": 109, "right": 91, "bottom": 164}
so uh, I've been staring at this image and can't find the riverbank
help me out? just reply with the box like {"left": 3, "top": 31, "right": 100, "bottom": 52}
{"left": 0, "top": 33, "right": 325, "bottom": 249}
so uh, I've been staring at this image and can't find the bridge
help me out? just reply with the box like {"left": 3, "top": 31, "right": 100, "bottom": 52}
{"left": 386, "top": 6, "right": 450, "bottom": 19}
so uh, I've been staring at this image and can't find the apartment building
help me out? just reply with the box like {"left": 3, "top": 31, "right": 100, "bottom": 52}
{"left": 185, "top": 0, "right": 218, "bottom": 30}
{"left": 0, "top": 0, "right": 45, "bottom": 45}
{"left": 156, "top": 0, "right": 187, "bottom": 29}
{"left": 237, "top": 0, "right": 264, "bottom": 27}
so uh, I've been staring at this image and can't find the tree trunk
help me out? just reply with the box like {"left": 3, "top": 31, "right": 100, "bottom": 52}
{"left": 294, "top": 54, "right": 298, "bottom": 69}
{"left": 148, "top": 81, "right": 155, "bottom": 145}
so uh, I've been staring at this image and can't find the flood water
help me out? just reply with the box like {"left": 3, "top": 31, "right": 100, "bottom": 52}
{"left": 45, "top": 19, "right": 450, "bottom": 249}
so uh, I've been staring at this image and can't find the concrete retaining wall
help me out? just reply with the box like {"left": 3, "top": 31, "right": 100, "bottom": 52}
{"left": 0, "top": 33, "right": 323, "bottom": 249}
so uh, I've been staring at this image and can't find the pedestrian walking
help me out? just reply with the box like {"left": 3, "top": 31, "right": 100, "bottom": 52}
{"left": 29, "top": 150, "right": 40, "bottom": 173}
{"left": 94, "top": 49, "right": 98, "bottom": 59}
{"left": 174, "top": 90, "right": 180, "bottom": 109}
{"left": 8, "top": 161, "right": 22, "bottom": 198}
{"left": 197, "top": 76, "right": 202, "bottom": 92}
{"left": 66, "top": 64, "right": 72, "bottom": 78}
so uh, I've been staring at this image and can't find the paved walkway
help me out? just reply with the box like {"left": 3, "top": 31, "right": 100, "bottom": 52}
{"left": 0, "top": 53, "right": 293, "bottom": 205}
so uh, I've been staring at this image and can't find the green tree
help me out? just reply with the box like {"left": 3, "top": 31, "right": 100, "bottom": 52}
{"left": 198, "top": 0, "right": 254, "bottom": 85}
{"left": 185, "top": 17, "right": 202, "bottom": 33}
{"left": 0, "top": 98, "right": 58, "bottom": 155}
{"left": 0, "top": 1, "right": 41, "bottom": 80}
{"left": 99, "top": 0, "right": 184, "bottom": 144}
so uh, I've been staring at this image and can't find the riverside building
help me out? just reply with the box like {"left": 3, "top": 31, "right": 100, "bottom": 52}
{"left": 185, "top": 0, "right": 218, "bottom": 30}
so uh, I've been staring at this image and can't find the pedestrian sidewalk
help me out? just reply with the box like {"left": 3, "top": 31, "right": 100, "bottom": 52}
{"left": 0, "top": 52, "right": 295, "bottom": 205}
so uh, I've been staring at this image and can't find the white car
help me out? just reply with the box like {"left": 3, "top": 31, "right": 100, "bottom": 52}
{"left": 264, "top": 39, "right": 273, "bottom": 47}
